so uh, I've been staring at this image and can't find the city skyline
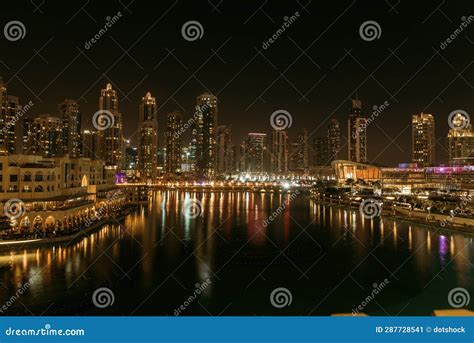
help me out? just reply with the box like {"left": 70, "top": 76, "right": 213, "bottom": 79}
{"left": 0, "top": 1, "right": 472, "bottom": 166}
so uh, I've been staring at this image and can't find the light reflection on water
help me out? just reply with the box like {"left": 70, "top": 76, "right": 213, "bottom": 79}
{"left": 0, "top": 190, "right": 472, "bottom": 315}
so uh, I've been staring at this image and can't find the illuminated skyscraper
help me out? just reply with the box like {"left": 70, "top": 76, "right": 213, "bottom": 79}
{"left": 31, "top": 114, "right": 62, "bottom": 157}
{"left": 98, "top": 83, "right": 124, "bottom": 167}
{"left": 0, "top": 78, "right": 20, "bottom": 154}
{"left": 192, "top": 93, "right": 218, "bottom": 177}
{"left": 138, "top": 92, "right": 158, "bottom": 179}
{"left": 165, "top": 111, "right": 182, "bottom": 174}
{"left": 290, "top": 129, "right": 308, "bottom": 171}
{"left": 412, "top": 112, "right": 435, "bottom": 167}
{"left": 447, "top": 113, "right": 474, "bottom": 166}
{"left": 271, "top": 130, "right": 288, "bottom": 173}
{"left": 327, "top": 119, "right": 340, "bottom": 163}
{"left": 313, "top": 136, "right": 328, "bottom": 166}
{"left": 58, "top": 99, "right": 81, "bottom": 158}
{"left": 244, "top": 132, "right": 266, "bottom": 173}
{"left": 82, "top": 129, "right": 100, "bottom": 159}
{"left": 216, "top": 125, "right": 233, "bottom": 175}
{"left": 348, "top": 98, "right": 367, "bottom": 163}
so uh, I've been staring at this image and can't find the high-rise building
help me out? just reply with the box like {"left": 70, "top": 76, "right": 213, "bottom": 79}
{"left": 348, "top": 98, "right": 367, "bottom": 163}
{"left": 82, "top": 129, "right": 100, "bottom": 159}
{"left": 412, "top": 112, "right": 435, "bottom": 167}
{"left": 216, "top": 125, "right": 233, "bottom": 175}
{"left": 290, "top": 129, "right": 308, "bottom": 171}
{"left": 313, "top": 136, "right": 328, "bottom": 166}
{"left": 58, "top": 99, "right": 81, "bottom": 158}
{"left": 245, "top": 132, "right": 266, "bottom": 173}
{"left": 191, "top": 93, "right": 218, "bottom": 177}
{"left": 124, "top": 141, "right": 138, "bottom": 171}
{"left": 327, "top": 119, "right": 340, "bottom": 163}
{"left": 0, "top": 79, "right": 20, "bottom": 154}
{"left": 165, "top": 111, "right": 182, "bottom": 174}
{"left": 31, "top": 114, "right": 62, "bottom": 157}
{"left": 447, "top": 113, "right": 474, "bottom": 166}
{"left": 98, "top": 83, "right": 124, "bottom": 167}
{"left": 138, "top": 92, "right": 158, "bottom": 179}
{"left": 271, "top": 130, "right": 288, "bottom": 173}
{"left": 22, "top": 117, "right": 33, "bottom": 154}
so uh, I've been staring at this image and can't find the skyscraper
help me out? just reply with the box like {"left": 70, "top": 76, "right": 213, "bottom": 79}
{"left": 447, "top": 113, "right": 474, "bottom": 166}
{"left": 313, "top": 136, "right": 328, "bottom": 166}
{"left": 138, "top": 92, "right": 158, "bottom": 179}
{"left": 245, "top": 132, "right": 266, "bottom": 173}
{"left": 98, "top": 83, "right": 124, "bottom": 167}
{"left": 82, "top": 129, "right": 100, "bottom": 159}
{"left": 348, "top": 98, "right": 367, "bottom": 163}
{"left": 327, "top": 119, "right": 340, "bottom": 163}
{"left": 165, "top": 111, "right": 182, "bottom": 174}
{"left": 216, "top": 125, "right": 233, "bottom": 175}
{"left": 0, "top": 78, "right": 20, "bottom": 154}
{"left": 271, "top": 130, "right": 288, "bottom": 173}
{"left": 31, "top": 114, "right": 62, "bottom": 157}
{"left": 58, "top": 99, "right": 81, "bottom": 158}
{"left": 294, "top": 129, "right": 309, "bottom": 171}
{"left": 192, "top": 93, "right": 218, "bottom": 178}
{"left": 412, "top": 112, "right": 435, "bottom": 167}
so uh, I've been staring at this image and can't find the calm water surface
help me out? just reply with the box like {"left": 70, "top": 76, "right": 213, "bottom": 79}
{"left": 0, "top": 190, "right": 473, "bottom": 315}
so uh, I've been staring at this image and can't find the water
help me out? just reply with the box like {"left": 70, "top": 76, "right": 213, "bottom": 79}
{"left": 0, "top": 190, "right": 472, "bottom": 316}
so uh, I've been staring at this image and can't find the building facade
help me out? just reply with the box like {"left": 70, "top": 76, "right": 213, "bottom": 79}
{"left": 348, "top": 98, "right": 367, "bottom": 163}
{"left": 138, "top": 92, "right": 158, "bottom": 179}
{"left": 165, "top": 111, "right": 182, "bottom": 174}
{"left": 58, "top": 99, "right": 81, "bottom": 158}
{"left": 412, "top": 112, "right": 435, "bottom": 167}
{"left": 271, "top": 130, "right": 288, "bottom": 173}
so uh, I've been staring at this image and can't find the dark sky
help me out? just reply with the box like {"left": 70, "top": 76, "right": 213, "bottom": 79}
{"left": 0, "top": 0, "right": 473, "bottom": 166}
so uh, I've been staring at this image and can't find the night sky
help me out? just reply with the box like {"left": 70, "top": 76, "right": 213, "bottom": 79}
{"left": 0, "top": 0, "right": 472, "bottom": 166}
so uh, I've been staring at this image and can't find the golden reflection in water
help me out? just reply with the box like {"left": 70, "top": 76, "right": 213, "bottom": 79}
{"left": 408, "top": 226, "right": 412, "bottom": 252}
{"left": 427, "top": 231, "right": 431, "bottom": 253}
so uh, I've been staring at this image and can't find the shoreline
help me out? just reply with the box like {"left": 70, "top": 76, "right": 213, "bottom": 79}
{"left": 0, "top": 207, "right": 136, "bottom": 252}
{"left": 315, "top": 198, "right": 474, "bottom": 236}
